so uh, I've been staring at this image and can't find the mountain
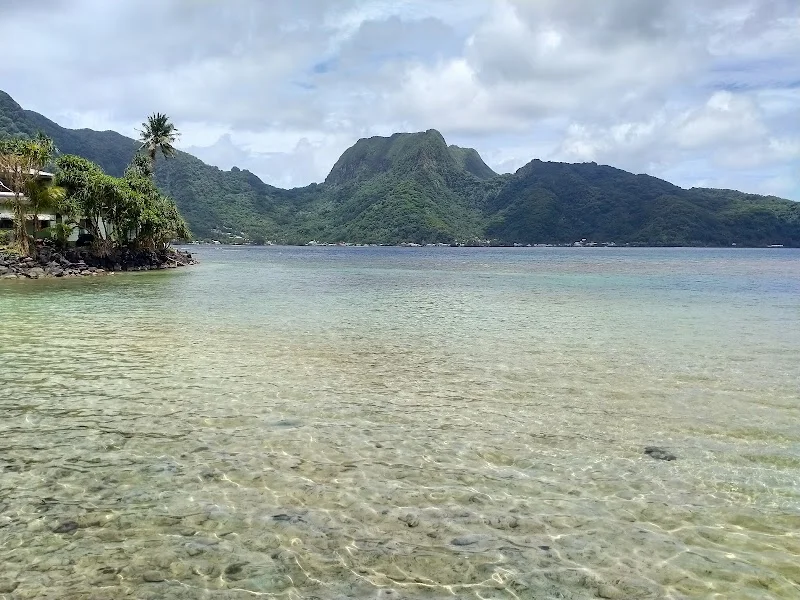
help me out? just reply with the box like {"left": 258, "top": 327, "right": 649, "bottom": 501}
{"left": 447, "top": 145, "right": 497, "bottom": 180}
{"left": 2, "top": 90, "right": 799, "bottom": 246}
{"left": 317, "top": 130, "right": 504, "bottom": 244}
{"left": 0, "top": 90, "right": 290, "bottom": 240}
{"left": 487, "top": 160, "right": 800, "bottom": 246}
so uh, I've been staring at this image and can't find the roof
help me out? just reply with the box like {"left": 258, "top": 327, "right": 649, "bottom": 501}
{"left": 0, "top": 212, "right": 55, "bottom": 220}
{"left": 0, "top": 191, "right": 31, "bottom": 204}
{"left": 0, "top": 169, "right": 54, "bottom": 180}
{"left": 0, "top": 170, "right": 54, "bottom": 197}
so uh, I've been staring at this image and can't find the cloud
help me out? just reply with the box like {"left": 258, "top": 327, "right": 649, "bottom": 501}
{"left": 0, "top": 0, "right": 797, "bottom": 198}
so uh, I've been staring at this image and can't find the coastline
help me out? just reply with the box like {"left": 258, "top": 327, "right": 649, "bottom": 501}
{"left": 0, "top": 246, "right": 196, "bottom": 280}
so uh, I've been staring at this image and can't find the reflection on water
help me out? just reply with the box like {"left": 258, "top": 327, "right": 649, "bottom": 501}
{"left": 1, "top": 247, "right": 799, "bottom": 599}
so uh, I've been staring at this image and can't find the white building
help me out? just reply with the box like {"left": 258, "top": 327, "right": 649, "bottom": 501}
{"left": 0, "top": 170, "right": 57, "bottom": 235}
{"left": 0, "top": 170, "right": 95, "bottom": 243}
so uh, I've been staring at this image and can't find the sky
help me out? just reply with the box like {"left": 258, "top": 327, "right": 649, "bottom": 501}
{"left": 1, "top": 0, "right": 798, "bottom": 199}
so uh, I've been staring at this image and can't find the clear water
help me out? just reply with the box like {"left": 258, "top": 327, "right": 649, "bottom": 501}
{"left": 1, "top": 247, "right": 799, "bottom": 600}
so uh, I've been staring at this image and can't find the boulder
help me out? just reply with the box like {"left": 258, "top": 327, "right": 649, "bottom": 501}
{"left": 142, "top": 571, "right": 165, "bottom": 583}
{"left": 27, "top": 267, "right": 45, "bottom": 279}
{"left": 53, "top": 520, "right": 79, "bottom": 534}
{"left": 644, "top": 446, "right": 677, "bottom": 461}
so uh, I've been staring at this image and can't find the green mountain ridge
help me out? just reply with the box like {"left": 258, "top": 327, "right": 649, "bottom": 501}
{"left": 447, "top": 144, "right": 498, "bottom": 180}
{"left": 2, "top": 90, "right": 798, "bottom": 246}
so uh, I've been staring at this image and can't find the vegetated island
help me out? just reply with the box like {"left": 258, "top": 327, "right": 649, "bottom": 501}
{"left": 1, "top": 113, "right": 195, "bottom": 280}
{"left": 2, "top": 89, "right": 798, "bottom": 248}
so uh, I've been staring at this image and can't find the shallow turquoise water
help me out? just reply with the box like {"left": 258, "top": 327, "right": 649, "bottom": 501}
{"left": 1, "top": 247, "right": 799, "bottom": 599}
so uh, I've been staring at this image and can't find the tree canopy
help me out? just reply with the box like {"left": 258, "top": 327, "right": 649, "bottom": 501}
{"left": 0, "top": 133, "right": 58, "bottom": 255}
{"left": 55, "top": 153, "right": 190, "bottom": 255}
{"left": 138, "top": 112, "right": 180, "bottom": 167}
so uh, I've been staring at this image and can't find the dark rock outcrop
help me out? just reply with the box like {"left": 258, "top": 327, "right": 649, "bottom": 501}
{"left": 644, "top": 446, "right": 677, "bottom": 461}
{"left": 0, "top": 245, "right": 196, "bottom": 280}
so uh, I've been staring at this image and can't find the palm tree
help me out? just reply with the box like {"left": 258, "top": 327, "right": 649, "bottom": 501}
{"left": 26, "top": 178, "right": 66, "bottom": 234}
{"left": 0, "top": 132, "right": 57, "bottom": 256}
{"left": 137, "top": 113, "right": 180, "bottom": 171}
{"left": 28, "top": 132, "right": 59, "bottom": 235}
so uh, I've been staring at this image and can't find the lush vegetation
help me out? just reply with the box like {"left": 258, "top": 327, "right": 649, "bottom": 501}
{"left": 1, "top": 103, "right": 189, "bottom": 257}
{"left": 2, "top": 89, "right": 798, "bottom": 247}
{"left": 485, "top": 160, "right": 800, "bottom": 246}
{"left": 55, "top": 152, "right": 189, "bottom": 255}
{"left": 0, "top": 132, "right": 62, "bottom": 255}
{"left": 138, "top": 112, "right": 180, "bottom": 168}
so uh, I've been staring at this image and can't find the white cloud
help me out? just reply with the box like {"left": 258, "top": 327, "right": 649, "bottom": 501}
{"left": 0, "top": 0, "right": 797, "bottom": 197}
{"left": 671, "top": 92, "right": 767, "bottom": 150}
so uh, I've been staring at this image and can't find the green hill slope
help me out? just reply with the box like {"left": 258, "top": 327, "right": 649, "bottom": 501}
{"left": 2, "top": 90, "right": 798, "bottom": 246}
{"left": 486, "top": 160, "right": 800, "bottom": 246}
{"left": 0, "top": 90, "right": 292, "bottom": 240}
{"left": 448, "top": 145, "right": 497, "bottom": 180}
{"left": 317, "top": 130, "right": 503, "bottom": 244}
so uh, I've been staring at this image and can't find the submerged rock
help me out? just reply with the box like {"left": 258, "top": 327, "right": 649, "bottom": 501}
{"left": 272, "top": 513, "right": 305, "bottom": 524}
{"left": 272, "top": 418, "right": 303, "bottom": 428}
{"left": 0, "top": 580, "right": 19, "bottom": 594}
{"left": 53, "top": 520, "right": 80, "bottom": 534}
{"left": 644, "top": 446, "right": 677, "bottom": 461}
{"left": 224, "top": 562, "right": 249, "bottom": 578}
{"left": 451, "top": 534, "right": 491, "bottom": 546}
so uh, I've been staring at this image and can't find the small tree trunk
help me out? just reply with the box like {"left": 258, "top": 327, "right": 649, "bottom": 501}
{"left": 12, "top": 193, "right": 31, "bottom": 256}
{"left": 89, "top": 214, "right": 111, "bottom": 257}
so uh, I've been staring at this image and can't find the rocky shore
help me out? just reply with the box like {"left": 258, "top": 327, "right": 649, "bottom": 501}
{"left": 0, "top": 246, "right": 196, "bottom": 280}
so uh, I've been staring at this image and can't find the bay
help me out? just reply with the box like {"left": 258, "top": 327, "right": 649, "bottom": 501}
{"left": 1, "top": 247, "right": 799, "bottom": 599}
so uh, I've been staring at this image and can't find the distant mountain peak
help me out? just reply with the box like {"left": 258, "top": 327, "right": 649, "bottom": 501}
{"left": 3, "top": 89, "right": 797, "bottom": 247}
{"left": 448, "top": 144, "right": 497, "bottom": 180}
{"left": 325, "top": 129, "right": 495, "bottom": 185}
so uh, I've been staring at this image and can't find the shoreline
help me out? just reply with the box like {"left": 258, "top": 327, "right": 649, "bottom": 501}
{"left": 0, "top": 246, "right": 197, "bottom": 280}
{"left": 190, "top": 242, "right": 795, "bottom": 250}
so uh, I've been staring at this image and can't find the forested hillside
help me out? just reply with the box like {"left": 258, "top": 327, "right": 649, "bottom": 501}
{"left": 2, "top": 90, "right": 798, "bottom": 246}
{"left": 487, "top": 160, "right": 800, "bottom": 246}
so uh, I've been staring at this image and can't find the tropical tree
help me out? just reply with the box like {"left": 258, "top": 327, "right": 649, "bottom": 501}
{"left": 54, "top": 155, "right": 115, "bottom": 255}
{"left": 127, "top": 151, "right": 153, "bottom": 179}
{"left": 55, "top": 153, "right": 190, "bottom": 255}
{"left": 137, "top": 113, "right": 179, "bottom": 171}
{"left": 26, "top": 178, "right": 66, "bottom": 234}
{"left": 0, "top": 132, "right": 57, "bottom": 256}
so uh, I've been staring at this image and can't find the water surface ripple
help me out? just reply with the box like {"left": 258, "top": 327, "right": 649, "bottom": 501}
{"left": 1, "top": 247, "right": 799, "bottom": 599}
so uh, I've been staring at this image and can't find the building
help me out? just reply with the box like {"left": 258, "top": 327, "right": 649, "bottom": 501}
{"left": 0, "top": 170, "right": 97, "bottom": 244}
{"left": 0, "top": 169, "right": 58, "bottom": 237}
